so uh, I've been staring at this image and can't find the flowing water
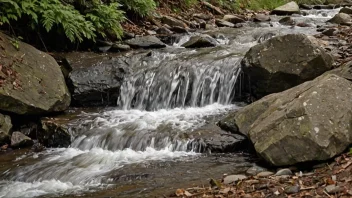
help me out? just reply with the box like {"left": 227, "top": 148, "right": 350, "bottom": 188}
{"left": 0, "top": 8, "right": 340, "bottom": 198}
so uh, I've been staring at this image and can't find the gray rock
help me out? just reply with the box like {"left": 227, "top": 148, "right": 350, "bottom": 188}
{"left": 325, "top": 185, "right": 343, "bottom": 194}
{"left": 0, "top": 32, "right": 70, "bottom": 115}
{"left": 241, "top": 34, "right": 333, "bottom": 98}
{"left": 223, "top": 15, "right": 246, "bottom": 24}
{"left": 182, "top": 35, "right": 218, "bottom": 48}
{"left": 156, "top": 26, "right": 173, "bottom": 34}
{"left": 147, "top": 30, "right": 157, "bottom": 35}
{"left": 253, "top": 14, "right": 271, "bottom": 22}
{"left": 340, "top": 7, "right": 352, "bottom": 15}
{"left": 257, "top": 171, "right": 274, "bottom": 177}
{"left": 220, "top": 74, "right": 352, "bottom": 166}
{"left": 122, "top": 31, "right": 135, "bottom": 39}
{"left": 279, "top": 16, "right": 295, "bottom": 25}
{"left": 285, "top": 185, "right": 300, "bottom": 194}
{"left": 0, "top": 114, "right": 12, "bottom": 145}
{"left": 111, "top": 43, "right": 131, "bottom": 51}
{"left": 271, "top": 1, "right": 300, "bottom": 15}
{"left": 193, "top": 13, "right": 213, "bottom": 21}
{"left": 275, "top": 168, "right": 293, "bottom": 176}
{"left": 161, "top": 15, "right": 187, "bottom": 28}
{"left": 125, "top": 36, "right": 166, "bottom": 49}
{"left": 223, "top": 175, "right": 247, "bottom": 184}
{"left": 215, "top": 19, "right": 235, "bottom": 27}
{"left": 246, "top": 165, "right": 268, "bottom": 176}
{"left": 201, "top": 1, "right": 224, "bottom": 15}
{"left": 170, "top": 26, "right": 189, "bottom": 33}
{"left": 11, "top": 132, "right": 33, "bottom": 148}
{"left": 327, "top": 13, "right": 352, "bottom": 24}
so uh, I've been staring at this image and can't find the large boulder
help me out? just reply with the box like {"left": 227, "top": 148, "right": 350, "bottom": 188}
{"left": 339, "top": 7, "right": 352, "bottom": 15}
{"left": 182, "top": 35, "right": 218, "bottom": 48}
{"left": 0, "top": 32, "right": 70, "bottom": 115}
{"left": 327, "top": 13, "right": 352, "bottom": 24}
{"left": 270, "top": 1, "right": 300, "bottom": 15}
{"left": 0, "top": 113, "right": 12, "bottom": 145}
{"left": 241, "top": 34, "right": 333, "bottom": 98}
{"left": 219, "top": 74, "right": 352, "bottom": 166}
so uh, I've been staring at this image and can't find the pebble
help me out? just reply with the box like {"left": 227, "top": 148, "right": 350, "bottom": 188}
{"left": 246, "top": 165, "right": 268, "bottom": 176}
{"left": 284, "top": 185, "right": 300, "bottom": 194}
{"left": 325, "top": 185, "right": 343, "bottom": 194}
{"left": 275, "top": 168, "right": 292, "bottom": 176}
{"left": 257, "top": 171, "right": 274, "bottom": 177}
{"left": 223, "top": 174, "right": 247, "bottom": 184}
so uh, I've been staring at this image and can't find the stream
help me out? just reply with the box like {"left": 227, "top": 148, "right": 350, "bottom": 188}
{"left": 0, "top": 8, "right": 340, "bottom": 198}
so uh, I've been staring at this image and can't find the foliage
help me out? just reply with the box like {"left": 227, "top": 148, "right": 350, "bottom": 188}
{"left": 119, "top": 0, "right": 156, "bottom": 17}
{"left": 0, "top": 0, "right": 125, "bottom": 43}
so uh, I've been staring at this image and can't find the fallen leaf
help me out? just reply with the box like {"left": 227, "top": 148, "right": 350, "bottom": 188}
{"left": 175, "top": 188, "right": 184, "bottom": 196}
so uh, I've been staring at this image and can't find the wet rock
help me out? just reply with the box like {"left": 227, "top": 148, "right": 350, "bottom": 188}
{"left": 284, "top": 185, "right": 300, "bottom": 194}
{"left": 125, "top": 36, "right": 166, "bottom": 49}
{"left": 223, "top": 15, "right": 246, "bottom": 24}
{"left": 340, "top": 7, "right": 352, "bottom": 15}
{"left": 241, "top": 34, "right": 333, "bottom": 98}
{"left": 270, "top": 1, "right": 300, "bottom": 15}
{"left": 0, "top": 32, "right": 70, "bottom": 115}
{"left": 253, "top": 14, "right": 271, "bottom": 22}
{"left": 215, "top": 19, "right": 235, "bottom": 27}
{"left": 11, "top": 131, "right": 33, "bottom": 148}
{"left": 275, "top": 169, "right": 293, "bottom": 176}
{"left": 325, "top": 185, "right": 343, "bottom": 194}
{"left": 40, "top": 117, "right": 72, "bottom": 147}
{"left": 161, "top": 15, "right": 187, "bottom": 28}
{"left": 0, "top": 114, "right": 12, "bottom": 145}
{"left": 122, "top": 31, "right": 135, "bottom": 39}
{"left": 327, "top": 13, "right": 352, "bottom": 24}
{"left": 220, "top": 74, "right": 352, "bottom": 166}
{"left": 67, "top": 52, "right": 130, "bottom": 106}
{"left": 111, "top": 43, "right": 131, "bottom": 51}
{"left": 279, "top": 16, "right": 295, "bottom": 25}
{"left": 246, "top": 165, "right": 268, "bottom": 176}
{"left": 182, "top": 35, "right": 218, "bottom": 48}
{"left": 322, "top": 28, "right": 337, "bottom": 36}
{"left": 194, "top": 18, "right": 207, "bottom": 29}
{"left": 300, "top": 4, "right": 313, "bottom": 10}
{"left": 257, "top": 171, "right": 274, "bottom": 177}
{"left": 156, "top": 26, "right": 173, "bottom": 34}
{"left": 296, "top": 22, "right": 312, "bottom": 27}
{"left": 223, "top": 175, "right": 247, "bottom": 184}
{"left": 32, "top": 142, "right": 45, "bottom": 152}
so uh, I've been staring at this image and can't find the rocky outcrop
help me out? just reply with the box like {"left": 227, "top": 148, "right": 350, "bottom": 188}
{"left": 182, "top": 35, "right": 218, "bottom": 48}
{"left": 125, "top": 36, "right": 166, "bottom": 49}
{"left": 0, "top": 32, "right": 70, "bottom": 115}
{"left": 270, "top": 1, "right": 300, "bottom": 15}
{"left": 219, "top": 74, "right": 352, "bottom": 166}
{"left": 242, "top": 34, "right": 333, "bottom": 98}
{"left": 11, "top": 132, "right": 33, "bottom": 148}
{"left": 0, "top": 113, "right": 12, "bottom": 145}
{"left": 327, "top": 13, "right": 352, "bottom": 24}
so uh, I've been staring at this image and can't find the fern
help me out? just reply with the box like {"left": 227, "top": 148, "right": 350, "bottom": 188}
{"left": 118, "top": 0, "right": 156, "bottom": 17}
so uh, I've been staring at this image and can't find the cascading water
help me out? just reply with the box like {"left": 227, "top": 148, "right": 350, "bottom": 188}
{"left": 0, "top": 8, "right": 341, "bottom": 198}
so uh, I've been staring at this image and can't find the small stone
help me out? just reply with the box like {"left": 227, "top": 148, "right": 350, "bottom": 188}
{"left": 246, "top": 165, "right": 268, "bottom": 176}
{"left": 244, "top": 179, "right": 260, "bottom": 185}
{"left": 223, "top": 174, "right": 247, "bottom": 184}
{"left": 257, "top": 171, "right": 274, "bottom": 177}
{"left": 147, "top": 30, "right": 156, "bottom": 35}
{"left": 322, "top": 28, "right": 337, "bottom": 36}
{"left": 279, "top": 16, "right": 295, "bottom": 25}
{"left": 284, "top": 185, "right": 300, "bottom": 194}
{"left": 170, "top": 26, "right": 188, "bottom": 33}
{"left": 215, "top": 19, "right": 234, "bottom": 27}
{"left": 275, "top": 168, "right": 293, "bottom": 176}
{"left": 111, "top": 43, "right": 131, "bottom": 51}
{"left": 156, "top": 26, "right": 173, "bottom": 35}
{"left": 223, "top": 14, "right": 246, "bottom": 24}
{"left": 11, "top": 132, "right": 33, "bottom": 148}
{"left": 325, "top": 185, "right": 343, "bottom": 194}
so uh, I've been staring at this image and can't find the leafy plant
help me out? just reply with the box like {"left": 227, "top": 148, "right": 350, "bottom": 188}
{"left": 119, "top": 0, "right": 156, "bottom": 17}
